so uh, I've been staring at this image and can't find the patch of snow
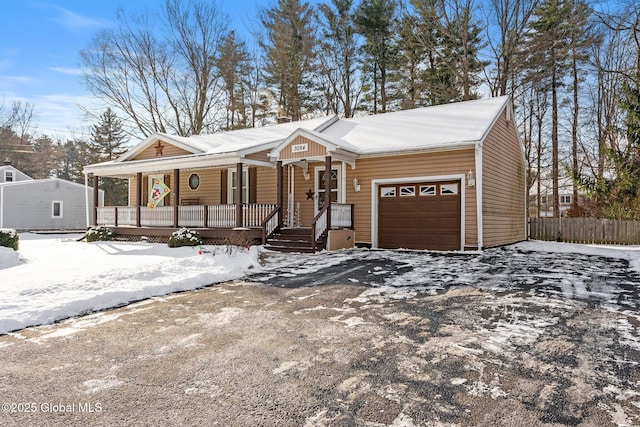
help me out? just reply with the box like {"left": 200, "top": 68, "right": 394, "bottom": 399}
{"left": 83, "top": 378, "right": 123, "bottom": 394}
{"left": 0, "top": 246, "right": 22, "bottom": 269}
{"left": 514, "top": 240, "right": 640, "bottom": 274}
{"left": 0, "top": 233, "right": 260, "bottom": 335}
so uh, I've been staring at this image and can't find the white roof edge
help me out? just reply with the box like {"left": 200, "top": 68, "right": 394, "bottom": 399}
{"left": 269, "top": 126, "right": 360, "bottom": 160}
{"left": 477, "top": 96, "right": 510, "bottom": 145}
{"left": 85, "top": 152, "right": 246, "bottom": 176}
{"left": 116, "top": 132, "right": 204, "bottom": 163}
{"left": 357, "top": 142, "right": 479, "bottom": 158}
{"left": 0, "top": 177, "right": 101, "bottom": 191}
{"left": 478, "top": 97, "right": 526, "bottom": 165}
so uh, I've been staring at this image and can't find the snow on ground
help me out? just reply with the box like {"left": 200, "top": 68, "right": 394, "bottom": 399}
{"left": 0, "top": 233, "right": 259, "bottom": 335}
{"left": 2, "top": 234, "right": 640, "bottom": 337}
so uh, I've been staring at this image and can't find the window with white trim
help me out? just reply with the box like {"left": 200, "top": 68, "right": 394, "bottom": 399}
{"left": 380, "top": 187, "right": 396, "bottom": 197}
{"left": 440, "top": 183, "right": 458, "bottom": 195}
{"left": 560, "top": 195, "right": 571, "bottom": 204}
{"left": 229, "top": 169, "right": 248, "bottom": 204}
{"left": 420, "top": 185, "right": 436, "bottom": 196}
{"left": 5, "top": 171, "right": 13, "bottom": 182}
{"left": 52, "top": 201, "right": 63, "bottom": 218}
{"left": 400, "top": 186, "right": 415, "bottom": 197}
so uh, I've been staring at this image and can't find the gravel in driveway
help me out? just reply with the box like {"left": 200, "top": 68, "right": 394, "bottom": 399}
{"left": 1, "top": 247, "right": 639, "bottom": 426}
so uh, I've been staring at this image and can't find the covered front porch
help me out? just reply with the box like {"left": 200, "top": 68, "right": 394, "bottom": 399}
{"left": 89, "top": 159, "right": 354, "bottom": 250}
{"left": 84, "top": 126, "right": 358, "bottom": 251}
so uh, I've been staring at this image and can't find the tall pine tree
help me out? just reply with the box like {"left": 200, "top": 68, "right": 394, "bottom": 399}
{"left": 259, "top": 0, "right": 318, "bottom": 121}
{"left": 521, "top": 0, "right": 573, "bottom": 218}
{"left": 90, "top": 108, "right": 129, "bottom": 206}
{"left": 355, "top": 0, "right": 399, "bottom": 114}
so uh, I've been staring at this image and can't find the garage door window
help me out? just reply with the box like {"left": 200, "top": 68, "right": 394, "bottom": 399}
{"left": 420, "top": 185, "right": 436, "bottom": 196}
{"left": 440, "top": 183, "right": 458, "bottom": 195}
{"left": 380, "top": 187, "right": 396, "bottom": 197}
{"left": 400, "top": 186, "right": 415, "bottom": 197}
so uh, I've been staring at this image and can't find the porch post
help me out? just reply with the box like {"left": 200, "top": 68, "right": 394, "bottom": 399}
{"left": 173, "top": 168, "right": 180, "bottom": 228}
{"left": 93, "top": 175, "right": 99, "bottom": 227}
{"left": 325, "top": 155, "right": 332, "bottom": 229}
{"left": 236, "top": 162, "right": 243, "bottom": 228}
{"left": 136, "top": 172, "right": 142, "bottom": 227}
{"left": 276, "top": 160, "right": 283, "bottom": 228}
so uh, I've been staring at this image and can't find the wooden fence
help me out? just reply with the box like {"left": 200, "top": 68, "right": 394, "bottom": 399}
{"left": 529, "top": 218, "right": 640, "bottom": 245}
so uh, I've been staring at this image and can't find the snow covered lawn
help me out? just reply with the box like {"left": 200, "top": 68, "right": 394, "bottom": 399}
{"left": 0, "top": 233, "right": 259, "bottom": 335}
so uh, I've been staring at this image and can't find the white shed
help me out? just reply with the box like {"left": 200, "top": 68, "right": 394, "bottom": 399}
{"left": 0, "top": 166, "right": 103, "bottom": 231}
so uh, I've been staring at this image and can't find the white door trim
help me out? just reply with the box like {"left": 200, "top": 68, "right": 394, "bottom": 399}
{"left": 371, "top": 174, "right": 466, "bottom": 250}
{"left": 314, "top": 164, "right": 344, "bottom": 215}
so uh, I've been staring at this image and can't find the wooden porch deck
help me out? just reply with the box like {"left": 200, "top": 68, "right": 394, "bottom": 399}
{"left": 96, "top": 203, "right": 354, "bottom": 250}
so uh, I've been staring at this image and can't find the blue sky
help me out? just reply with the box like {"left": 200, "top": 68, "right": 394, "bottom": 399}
{"left": 0, "top": 0, "right": 263, "bottom": 140}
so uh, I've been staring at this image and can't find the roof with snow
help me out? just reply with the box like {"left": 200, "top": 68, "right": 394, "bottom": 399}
{"left": 85, "top": 96, "right": 512, "bottom": 176}
{"left": 321, "top": 96, "right": 509, "bottom": 155}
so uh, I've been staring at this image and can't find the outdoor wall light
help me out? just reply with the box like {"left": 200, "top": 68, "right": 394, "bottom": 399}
{"left": 301, "top": 160, "right": 310, "bottom": 180}
{"left": 467, "top": 170, "right": 475, "bottom": 187}
{"left": 353, "top": 177, "right": 361, "bottom": 192}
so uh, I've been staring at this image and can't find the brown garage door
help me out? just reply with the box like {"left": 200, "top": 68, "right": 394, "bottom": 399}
{"left": 378, "top": 181, "right": 461, "bottom": 250}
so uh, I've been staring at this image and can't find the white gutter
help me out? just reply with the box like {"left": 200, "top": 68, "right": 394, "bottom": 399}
{"left": 475, "top": 143, "right": 483, "bottom": 250}
{"left": 84, "top": 172, "right": 90, "bottom": 229}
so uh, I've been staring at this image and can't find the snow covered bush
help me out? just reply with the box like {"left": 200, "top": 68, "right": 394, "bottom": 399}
{"left": 168, "top": 228, "right": 202, "bottom": 248}
{"left": 0, "top": 228, "right": 18, "bottom": 250}
{"left": 86, "top": 226, "right": 114, "bottom": 242}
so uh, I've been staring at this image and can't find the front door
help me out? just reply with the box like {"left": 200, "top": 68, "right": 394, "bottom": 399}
{"left": 315, "top": 167, "right": 340, "bottom": 213}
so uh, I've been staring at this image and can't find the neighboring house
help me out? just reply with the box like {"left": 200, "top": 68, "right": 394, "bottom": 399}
{"left": 84, "top": 96, "right": 526, "bottom": 251}
{"left": 528, "top": 177, "right": 587, "bottom": 218}
{"left": 0, "top": 164, "right": 103, "bottom": 231}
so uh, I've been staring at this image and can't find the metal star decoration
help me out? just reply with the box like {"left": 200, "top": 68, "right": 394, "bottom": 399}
{"left": 154, "top": 141, "right": 164, "bottom": 156}
{"left": 306, "top": 189, "right": 314, "bottom": 200}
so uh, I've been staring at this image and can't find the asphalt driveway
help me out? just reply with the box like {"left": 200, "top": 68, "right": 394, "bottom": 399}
{"left": 1, "top": 246, "right": 639, "bottom": 426}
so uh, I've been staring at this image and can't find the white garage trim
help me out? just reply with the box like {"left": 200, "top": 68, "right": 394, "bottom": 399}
{"left": 371, "top": 174, "right": 466, "bottom": 250}
{"left": 475, "top": 143, "right": 483, "bottom": 250}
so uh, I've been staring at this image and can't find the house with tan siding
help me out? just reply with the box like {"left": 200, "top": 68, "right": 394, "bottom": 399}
{"left": 84, "top": 96, "right": 526, "bottom": 252}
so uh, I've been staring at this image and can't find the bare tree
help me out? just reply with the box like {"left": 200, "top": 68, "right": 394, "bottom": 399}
{"left": 482, "top": 0, "right": 535, "bottom": 97}
{"left": 81, "top": 0, "right": 229, "bottom": 137}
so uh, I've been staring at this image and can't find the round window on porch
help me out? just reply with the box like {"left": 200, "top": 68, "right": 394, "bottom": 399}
{"left": 188, "top": 173, "right": 200, "bottom": 190}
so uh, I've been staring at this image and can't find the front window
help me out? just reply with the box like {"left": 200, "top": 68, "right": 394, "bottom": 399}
{"left": 440, "top": 183, "right": 459, "bottom": 195}
{"left": 229, "top": 169, "right": 248, "bottom": 204}
{"left": 52, "top": 201, "right": 63, "bottom": 218}
{"left": 560, "top": 195, "right": 572, "bottom": 205}
{"left": 5, "top": 171, "right": 13, "bottom": 182}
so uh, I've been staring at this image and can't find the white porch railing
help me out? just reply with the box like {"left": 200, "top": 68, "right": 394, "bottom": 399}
{"left": 207, "top": 205, "right": 236, "bottom": 228}
{"left": 263, "top": 208, "right": 280, "bottom": 237}
{"left": 96, "top": 206, "right": 137, "bottom": 226}
{"left": 178, "top": 205, "right": 205, "bottom": 227}
{"left": 117, "top": 207, "right": 137, "bottom": 226}
{"left": 244, "top": 204, "right": 277, "bottom": 228}
{"left": 331, "top": 203, "right": 353, "bottom": 229}
{"left": 97, "top": 203, "right": 340, "bottom": 231}
{"left": 141, "top": 206, "right": 174, "bottom": 227}
{"left": 96, "top": 207, "right": 116, "bottom": 226}
{"left": 97, "top": 204, "right": 278, "bottom": 229}
{"left": 313, "top": 208, "right": 328, "bottom": 243}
